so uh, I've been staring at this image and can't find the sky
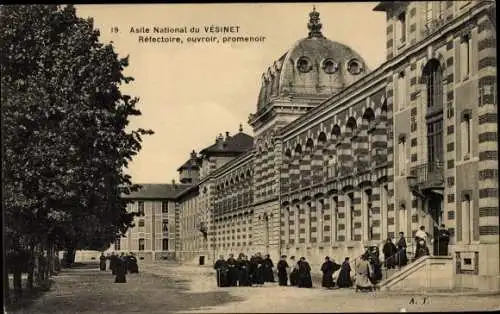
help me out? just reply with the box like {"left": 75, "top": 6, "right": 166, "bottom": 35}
{"left": 75, "top": 3, "right": 387, "bottom": 184}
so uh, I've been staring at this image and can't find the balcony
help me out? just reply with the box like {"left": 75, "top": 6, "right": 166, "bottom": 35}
{"left": 409, "top": 162, "right": 445, "bottom": 190}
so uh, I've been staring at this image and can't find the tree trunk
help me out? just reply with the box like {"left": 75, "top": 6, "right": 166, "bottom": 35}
{"left": 13, "top": 268, "right": 22, "bottom": 298}
{"left": 47, "top": 243, "right": 54, "bottom": 277}
{"left": 3, "top": 263, "right": 9, "bottom": 303}
{"left": 26, "top": 244, "right": 35, "bottom": 290}
{"left": 34, "top": 245, "right": 43, "bottom": 288}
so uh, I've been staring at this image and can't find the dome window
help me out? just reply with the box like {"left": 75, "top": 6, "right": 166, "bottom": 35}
{"left": 297, "top": 56, "right": 312, "bottom": 73}
{"left": 322, "top": 59, "right": 339, "bottom": 74}
{"left": 347, "top": 59, "right": 364, "bottom": 75}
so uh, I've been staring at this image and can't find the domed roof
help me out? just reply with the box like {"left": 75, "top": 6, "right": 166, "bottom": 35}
{"left": 256, "top": 7, "right": 369, "bottom": 110}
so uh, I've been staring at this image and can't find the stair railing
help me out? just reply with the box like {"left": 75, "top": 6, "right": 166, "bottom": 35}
{"left": 380, "top": 237, "right": 416, "bottom": 282}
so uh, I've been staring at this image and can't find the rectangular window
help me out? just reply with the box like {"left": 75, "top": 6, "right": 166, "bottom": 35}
{"left": 138, "top": 219, "right": 145, "bottom": 227}
{"left": 427, "top": 119, "right": 444, "bottom": 163}
{"left": 162, "top": 219, "right": 169, "bottom": 233}
{"left": 397, "top": 12, "right": 406, "bottom": 44}
{"left": 426, "top": 1, "right": 433, "bottom": 26}
{"left": 114, "top": 237, "right": 121, "bottom": 251}
{"left": 138, "top": 201, "right": 145, "bottom": 216}
{"left": 138, "top": 238, "right": 145, "bottom": 251}
{"left": 462, "top": 113, "right": 472, "bottom": 159}
{"left": 460, "top": 34, "right": 472, "bottom": 80}
{"left": 162, "top": 201, "right": 168, "bottom": 213}
{"left": 398, "top": 136, "right": 407, "bottom": 175}
{"left": 162, "top": 238, "right": 169, "bottom": 251}
{"left": 398, "top": 72, "right": 406, "bottom": 110}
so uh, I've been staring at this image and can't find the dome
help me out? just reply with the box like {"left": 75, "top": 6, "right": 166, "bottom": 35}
{"left": 256, "top": 7, "right": 369, "bottom": 110}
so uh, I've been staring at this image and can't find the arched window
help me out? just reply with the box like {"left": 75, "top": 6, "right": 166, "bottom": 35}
{"left": 422, "top": 59, "right": 443, "bottom": 111}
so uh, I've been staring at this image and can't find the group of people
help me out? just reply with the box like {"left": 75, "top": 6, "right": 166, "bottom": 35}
{"left": 213, "top": 252, "right": 275, "bottom": 287}
{"left": 213, "top": 252, "right": 375, "bottom": 292}
{"left": 99, "top": 252, "right": 139, "bottom": 283}
{"left": 382, "top": 224, "right": 451, "bottom": 269}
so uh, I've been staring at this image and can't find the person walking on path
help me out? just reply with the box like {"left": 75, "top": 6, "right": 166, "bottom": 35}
{"left": 99, "top": 253, "right": 107, "bottom": 271}
{"left": 114, "top": 255, "right": 127, "bottom": 283}
{"left": 297, "top": 257, "right": 313, "bottom": 288}
{"left": 355, "top": 254, "right": 373, "bottom": 292}
{"left": 321, "top": 256, "right": 340, "bottom": 289}
{"left": 337, "top": 257, "right": 353, "bottom": 288}
{"left": 289, "top": 256, "right": 299, "bottom": 286}
{"left": 276, "top": 255, "right": 289, "bottom": 286}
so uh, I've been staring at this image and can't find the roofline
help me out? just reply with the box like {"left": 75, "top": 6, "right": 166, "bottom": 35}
{"left": 121, "top": 196, "right": 177, "bottom": 200}
{"left": 210, "top": 150, "right": 254, "bottom": 178}
{"left": 280, "top": 0, "right": 493, "bottom": 138}
{"left": 177, "top": 164, "right": 200, "bottom": 172}
{"left": 373, "top": 2, "right": 392, "bottom": 12}
{"left": 174, "top": 184, "right": 199, "bottom": 200}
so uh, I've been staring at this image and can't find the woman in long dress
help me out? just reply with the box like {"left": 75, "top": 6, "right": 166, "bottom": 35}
{"left": 396, "top": 232, "right": 408, "bottom": 267}
{"left": 382, "top": 238, "right": 397, "bottom": 269}
{"left": 99, "top": 253, "right": 107, "bottom": 271}
{"left": 277, "top": 255, "right": 289, "bottom": 286}
{"left": 289, "top": 256, "right": 299, "bottom": 286}
{"left": 336, "top": 257, "right": 352, "bottom": 288}
{"left": 355, "top": 254, "right": 373, "bottom": 292}
{"left": 321, "top": 256, "right": 340, "bottom": 289}
{"left": 297, "top": 257, "right": 313, "bottom": 288}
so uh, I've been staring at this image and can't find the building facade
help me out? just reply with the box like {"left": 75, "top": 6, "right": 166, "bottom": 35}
{"left": 121, "top": 1, "right": 498, "bottom": 290}
{"left": 108, "top": 184, "right": 189, "bottom": 261}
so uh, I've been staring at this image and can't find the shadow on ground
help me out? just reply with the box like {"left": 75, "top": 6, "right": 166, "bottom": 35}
{"left": 8, "top": 263, "right": 243, "bottom": 314}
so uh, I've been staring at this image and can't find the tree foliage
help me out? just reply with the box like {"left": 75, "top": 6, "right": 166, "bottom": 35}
{"left": 1, "top": 5, "right": 153, "bottom": 254}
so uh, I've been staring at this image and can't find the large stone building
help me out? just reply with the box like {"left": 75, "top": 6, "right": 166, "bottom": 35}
{"left": 116, "top": 1, "right": 498, "bottom": 291}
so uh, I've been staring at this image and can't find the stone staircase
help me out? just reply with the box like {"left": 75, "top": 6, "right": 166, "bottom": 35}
{"left": 376, "top": 255, "right": 454, "bottom": 291}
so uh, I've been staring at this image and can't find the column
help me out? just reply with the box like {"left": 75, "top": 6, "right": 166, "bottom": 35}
{"left": 306, "top": 202, "right": 311, "bottom": 244}
{"left": 318, "top": 200, "right": 324, "bottom": 244}
{"left": 381, "top": 185, "right": 388, "bottom": 239}
{"left": 295, "top": 204, "right": 300, "bottom": 246}
{"left": 362, "top": 189, "right": 369, "bottom": 242}
{"left": 345, "top": 193, "right": 352, "bottom": 242}
{"left": 284, "top": 206, "right": 290, "bottom": 245}
{"left": 331, "top": 196, "right": 338, "bottom": 243}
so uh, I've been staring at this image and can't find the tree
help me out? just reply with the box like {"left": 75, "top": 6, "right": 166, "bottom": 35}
{"left": 1, "top": 4, "right": 153, "bottom": 297}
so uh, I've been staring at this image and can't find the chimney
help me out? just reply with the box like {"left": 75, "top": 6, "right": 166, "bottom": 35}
{"left": 225, "top": 131, "right": 230, "bottom": 140}
{"left": 190, "top": 150, "right": 197, "bottom": 159}
{"left": 216, "top": 133, "right": 224, "bottom": 148}
{"left": 172, "top": 179, "right": 176, "bottom": 188}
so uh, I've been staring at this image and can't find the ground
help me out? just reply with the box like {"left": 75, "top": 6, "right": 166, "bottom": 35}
{"left": 7, "top": 261, "right": 500, "bottom": 313}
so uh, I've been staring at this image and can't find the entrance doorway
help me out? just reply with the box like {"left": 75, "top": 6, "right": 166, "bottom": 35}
{"left": 427, "top": 192, "right": 443, "bottom": 255}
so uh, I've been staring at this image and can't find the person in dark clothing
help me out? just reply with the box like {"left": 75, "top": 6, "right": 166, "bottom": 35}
{"left": 289, "top": 256, "right": 299, "bottom": 286}
{"left": 276, "top": 255, "right": 289, "bottom": 286}
{"left": 99, "top": 253, "right": 107, "bottom": 271}
{"left": 437, "top": 224, "right": 451, "bottom": 256}
{"left": 382, "top": 237, "right": 398, "bottom": 269}
{"left": 321, "top": 256, "right": 340, "bottom": 289}
{"left": 297, "top": 257, "right": 313, "bottom": 288}
{"left": 396, "top": 232, "right": 408, "bottom": 267}
{"left": 237, "top": 254, "right": 252, "bottom": 286}
{"left": 368, "top": 251, "right": 382, "bottom": 284}
{"left": 109, "top": 253, "right": 118, "bottom": 275}
{"left": 126, "top": 253, "right": 139, "bottom": 273}
{"left": 214, "top": 255, "right": 229, "bottom": 287}
{"left": 114, "top": 255, "right": 127, "bottom": 283}
{"left": 226, "top": 253, "right": 238, "bottom": 287}
{"left": 336, "top": 257, "right": 352, "bottom": 288}
{"left": 262, "top": 254, "right": 275, "bottom": 283}
{"left": 251, "top": 253, "right": 264, "bottom": 286}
